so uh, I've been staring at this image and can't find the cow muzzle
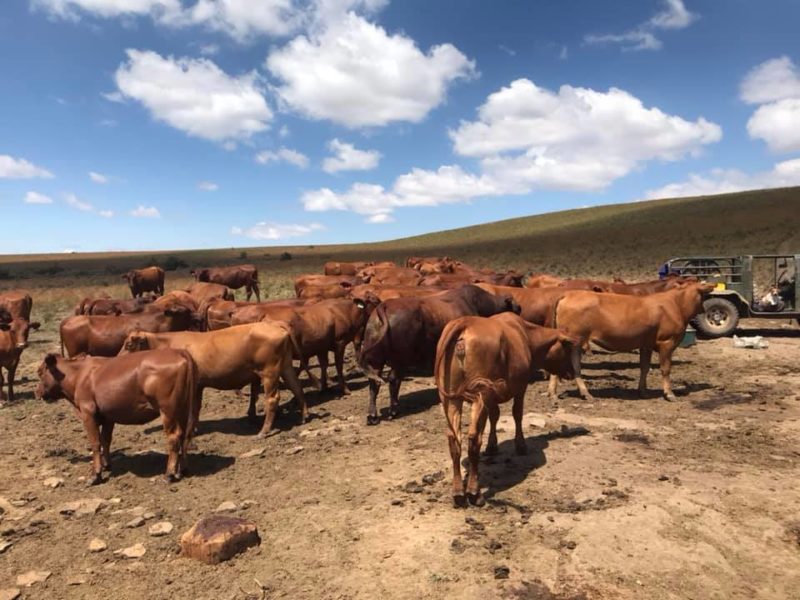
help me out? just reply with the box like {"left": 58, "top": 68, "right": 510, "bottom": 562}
{"left": 16, "top": 342, "right": 27, "bottom": 350}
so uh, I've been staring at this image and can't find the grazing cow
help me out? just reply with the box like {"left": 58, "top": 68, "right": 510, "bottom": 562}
{"left": 294, "top": 275, "right": 364, "bottom": 297}
{"left": 289, "top": 295, "right": 380, "bottom": 395}
{"left": 435, "top": 313, "right": 576, "bottom": 506}
{"left": 358, "top": 285, "right": 520, "bottom": 424}
{"left": 190, "top": 265, "right": 260, "bottom": 302}
{"left": 361, "top": 267, "right": 423, "bottom": 287}
{"left": 525, "top": 274, "right": 564, "bottom": 288}
{"left": 121, "top": 266, "right": 165, "bottom": 298}
{"left": 77, "top": 295, "right": 157, "bottom": 316}
{"left": 0, "top": 311, "right": 40, "bottom": 403}
{"left": 35, "top": 351, "right": 197, "bottom": 483}
{"left": 119, "top": 322, "right": 307, "bottom": 437}
{"left": 60, "top": 305, "right": 198, "bottom": 357}
{"left": 557, "top": 276, "right": 697, "bottom": 295}
{"left": 550, "top": 283, "right": 715, "bottom": 402}
{"left": 0, "top": 290, "right": 33, "bottom": 321}
{"left": 324, "top": 261, "right": 372, "bottom": 276}
{"left": 204, "top": 298, "right": 255, "bottom": 331}
{"left": 157, "top": 290, "right": 201, "bottom": 312}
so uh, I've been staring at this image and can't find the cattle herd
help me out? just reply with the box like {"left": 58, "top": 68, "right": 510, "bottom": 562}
{"left": 0, "top": 257, "right": 713, "bottom": 507}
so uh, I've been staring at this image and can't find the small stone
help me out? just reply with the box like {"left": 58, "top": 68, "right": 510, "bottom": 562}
{"left": 88, "top": 538, "right": 107, "bottom": 552}
{"left": 527, "top": 417, "right": 547, "bottom": 428}
{"left": 67, "top": 576, "right": 86, "bottom": 586}
{"left": 465, "top": 516, "right": 485, "bottom": 531}
{"left": 0, "top": 589, "right": 21, "bottom": 600}
{"left": 142, "top": 512, "right": 156, "bottom": 521}
{"left": 450, "top": 539, "right": 466, "bottom": 554}
{"left": 562, "top": 540, "right": 577, "bottom": 550}
{"left": 285, "top": 446, "right": 304, "bottom": 455}
{"left": 402, "top": 481, "right": 424, "bottom": 494}
{"left": 215, "top": 501, "right": 237, "bottom": 513}
{"left": 658, "top": 474, "right": 670, "bottom": 482}
{"left": 180, "top": 515, "right": 260, "bottom": 564}
{"left": 126, "top": 516, "right": 145, "bottom": 528}
{"left": 390, "top": 499, "right": 403, "bottom": 506}
{"left": 148, "top": 522, "right": 174, "bottom": 537}
{"left": 115, "top": 543, "right": 146, "bottom": 559}
{"left": 421, "top": 471, "right": 444, "bottom": 486}
{"left": 108, "top": 497, "right": 122, "bottom": 505}
{"left": 0, "top": 540, "right": 12, "bottom": 554}
{"left": 59, "top": 498, "right": 105, "bottom": 517}
{"left": 494, "top": 566, "right": 510, "bottom": 580}
{"left": 16, "top": 571, "right": 51, "bottom": 587}
{"left": 129, "top": 506, "right": 146, "bottom": 517}
{"left": 42, "top": 477, "right": 64, "bottom": 489}
{"left": 485, "top": 539, "right": 502, "bottom": 552}
{"left": 239, "top": 447, "right": 266, "bottom": 459}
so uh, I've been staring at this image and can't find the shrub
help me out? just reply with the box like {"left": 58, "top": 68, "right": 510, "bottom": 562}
{"left": 279, "top": 252, "right": 292, "bottom": 261}
{"left": 0, "top": 268, "right": 13, "bottom": 280}
{"left": 162, "top": 255, "right": 188, "bottom": 271}
{"left": 239, "top": 251, "right": 248, "bottom": 259}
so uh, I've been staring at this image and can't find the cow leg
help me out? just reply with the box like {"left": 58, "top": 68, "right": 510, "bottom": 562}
{"left": 547, "top": 374, "right": 560, "bottom": 402}
{"left": 247, "top": 379, "right": 260, "bottom": 422}
{"left": 485, "top": 401, "right": 500, "bottom": 455}
{"left": 657, "top": 343, "right": 678, "bottom": 402}
{"left": 638, "top": 347, "right": 653, "bottom": 398}
{"left": 512, "top": 392, "right": 527, "bottom": 455}
{"left": 257, "top": 372, "right": 282, "bottom": 437}
{"left": 0, "top": 369, "right": 5, "bottom": 404}
{"left": 80, "top": 414, "right": 104, "bottom": 485}
{"left": 317, "top": 352, "right": 329, "bottom": 391}
{"left": 6, "top": 362, "right": 16, "bottom": 402}
{"left": 387, "top": 377, "right": 401, "bottom": 419}
{"left": 280, "top": 358, "right": 309, "bottom": 424}
{"left": 334, "top": 342, "right": 350, "bottom": 395}
{"left": 252, "top": 282, "right": 261, "bottom": 303}
{"left": 299, "top": 356, "right": 323, "bottom": 391}
{"left": 572, "top": 346, "right": 595, "bottom": 401}
{"left": 367, "top": 379, "right": 381, "bottom": 425}
{"left": 161, "top": 413, "right": 184, "bottom": 482}
{"left": 99, "top": 420, "right": 114, "bottom": 472}
{"left": 443, "top": 396, "right": 466, "bottom": 506}
{"left": 466, "top": 397, "right": 488, "bottom": 506}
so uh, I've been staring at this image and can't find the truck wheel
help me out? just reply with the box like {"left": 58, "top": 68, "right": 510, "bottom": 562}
{"left": 694, "top": 298, "right": 739, "bottom": 338}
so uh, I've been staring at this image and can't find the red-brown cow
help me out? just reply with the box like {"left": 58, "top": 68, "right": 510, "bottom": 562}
{"left": 324, "top": 261, "right": 372, "bottom": 276}
{"left": 525, "top": 274, "right": 564, "bottom": 288}
{"left": 77, "top": 295, "right": 157, "bottom": 316}
{"left": 191, "top": 265, "right": 260, "bottom": 302}
{"left": 435, "top": 313, "right": 575, "bottom": 506}
{"left": 557, "top": 276, "right": 697, "bottom": 295}
{"left": 294, "top": 275, "right": 364, "bottom": 297}
{"left": 36, "top": 350, "right": 197, "bottom": 483}
{"left": 0, "top": 290, "right": 33, "bottom": 321}
{"left": 361, "top": 267, "right": 422, "bottom": 287}
{"left": 0, "top": 311, "right": 40, "bottom": 403}
{"left": 121, "top": 266, "right": 165, "bottom": 298}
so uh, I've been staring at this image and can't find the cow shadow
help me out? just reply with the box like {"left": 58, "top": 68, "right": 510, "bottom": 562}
{"left": 582, "top": 358, "right": 689, "bottom": 370}
{"left": 481, "top": 426, "right": 590, "bottom": 500}
{"left": 109, "top": 449, "right": 234, "bottom": 479}
{"left": 554, "top": 381, "right": 715, "bottom": 401}
{"left": 382, "top": 385, "right": 439, "bottom": 420}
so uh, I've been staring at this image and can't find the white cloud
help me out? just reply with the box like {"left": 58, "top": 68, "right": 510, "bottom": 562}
{"left": 114, "top": 49, "right": 272, "bottom": 143}
{"left": 176, "top": 0, "right": 298, "bottom": 41}
{"left": 322, "top": 139, "right": 381, "bottom": 173}
{"left": 585, "top": 0, "right": 696, "bottom": 52}
{"left": 198, "top": 180, "right": 219, "bottom": 191}
{"left": 31, "top": 0, "right": 181, "bottom": 20}
{"left": 266, "top": 12, "right": 475, "bottom": 127}
{"left": 130, "top": 205, "right": 161, "bottom": 218}
{"left": 645, "top": 159, "right": 800, "bottom": 199}
{"left": 0, "top": 154, "right": 54, "bottom": 179}
{"left": 24, "top": 191, "right": 53, "bottom": 204}
{"left": 255, "top": 147, "right": 308, "bottom": 168}
{"left": 89, "top": 170, "right": 109, "bottom": 183}
{"left": 303, "top": 78, "right": 721, "bottom": 220}
{"left": 278, "top": 125, "right": 290, "bottom": 138}
{"left": 231, "top": 221, "right": 324, "bottom": 240}
{"left": 99, "top": 119, "right": 118, "bottom": 127}
{"left": 366, "top": 213, "right": 393, "bottom": 223}
{"left": 65, "top": 193, "right": 93, "bottom": 211}
{"left": 99, "top": 209, "right": 115, "bottom": 218}
{"left": 198, "top": 43, "right": 219, "bottom": 56}
{"left": 102, "top": 91, "right": 125, "bottom": 103}
{"left": 740, "top": 57, "right": 800, "bottom": 154}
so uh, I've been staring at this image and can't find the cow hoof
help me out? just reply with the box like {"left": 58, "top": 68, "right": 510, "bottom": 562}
{"left": 664, "top": 393, "right": 677, "bottom": 402}
{"left": 366, "top": 415, "right": 380, "bottom": 426}
{"left": 466, "top": 492, "right": 485, "bottom": 507}
{"left": 86, "top": 475, "right": 103, "bottom": 487}
{"left": 387, "top": 409, "right": 399, "bottom": 420}
{"left": 453, "top": 494, "right": 467, "bottom": 508}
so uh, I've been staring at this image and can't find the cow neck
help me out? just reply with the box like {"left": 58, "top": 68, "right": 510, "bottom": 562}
{"left": 673, "top": 286, "right": 702, "bottom": 320}
{"left": 52, "top": 358, "right": 88, "bottom": 403}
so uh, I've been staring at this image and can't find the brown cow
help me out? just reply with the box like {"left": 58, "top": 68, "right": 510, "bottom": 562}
{"left": 349, "top": 284, "right": 446, "bottom": 302}
{"left": 294, "top": 275, "right": 364, "bottom": 296}
{"left": 298, "top": 281, "right": 354, "bottom": 300}
{"left": 324, "top": 261, "right": 372, "bottom": 276}
{"left": 0, "top": 290, "right": 33, "bottom": 321}
{"left": 476, "top": 283, "right": 575, "bottom": 325}
{"left": 525, "top": 274, "right": 564, "bottom": 288}
{"left": 550, "top": 283, "right": 715, "bottom": 402}
{"left": 358, "top": 285, "right": 520, "bottom": 424}
{"left": 435, "top": 313, "right": 576, "bottom": 506}
{"left": 60, "top": 305, "right": 198, "bottom": 357}
{"left": 36, "top": 350, "right": 196, "bottom": 483}
{"left": 557, "top": 276, "right": 697, "bottom": 295}
{"left": 190, "top": 265, "right": 260, "bottom": 302}
{"left": 119, "top": 322, "right": 307, "bottom": 437}
{"left": 0, "top": 311, "right": 40, "bottom": 403}
{"left": 157, "top": 290, "right": 201, "bottom": 312}
{"left": 210, "top": 298, "right": 307, "bottom": 330}
{"left": 121, "top": 266, "right": 165, "bottom": 298}
{"left": 77, "top": 295, "right": 157, "bottom": 316}
{"left": 361, "top": 267, "right": 422, "bottom": 287}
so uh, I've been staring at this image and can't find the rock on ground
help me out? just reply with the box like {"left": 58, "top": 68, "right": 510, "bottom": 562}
{"left": 149, "top": 521, "right": 174, "bottom": 537}
{"left": 88, "top": 538, "right": 107, "bottom": 552}
{"left": 59, "top": 498, "right": 105, "bottom": 517}
{"left": 115, "top": 543, "right": 146, "bottom": 559}
{"left": 180, "top": 515, "right": 260, "bottom": 564}
{"left": 16, "top": 571, "right": 51, "bottom": 587}
{"left": 0, "top": 589, "right": 21, "bottom": 600}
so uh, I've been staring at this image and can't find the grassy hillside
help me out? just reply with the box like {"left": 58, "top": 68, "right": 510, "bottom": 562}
{"left": 2, "top": 186, "right": 799, "bottom": 296}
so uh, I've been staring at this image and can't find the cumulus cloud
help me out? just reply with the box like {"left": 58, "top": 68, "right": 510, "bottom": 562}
{"left": 645, "top": 159, "right": 800, "bottom": 199}
{"left": 740, "top": 56, "right": 800, "bottom": 154}
{"left": 0, "top": 154, "right": 54, "bottom": 179}
{"left": 65, "top": 193, "right": 93, "bottom": 211}
{"left": 585, "top": 0, "right": 696, "bottom": 52}
{"left": 31, "top": 0, "right": 180, "bottom": 20}
{"left": 130, "top": 205, "right": 161, "bottom": 218}
{"left": 24, "top": 191, "right": 53, "bottom": 204}
{"left": 266, "top": 12, "right": 475, "bottom": 127}
{"left": 322, "top": 139, "right": 380, "bottom": 173}
{"left": 89, "top": 171, "right": 108, "bottom": 183}
{"left": 255, "top": 147, "right": 308, "bottom": 168}
{"left": 198, "top": 180, "right": 219, "bottom": 191}
{"left": 99, "top": 209, "right": 115, "bottom": 218}
{"left": 303, "top": 78, "right": 721, "bottom": 221}
{"left": 231, "top": 221, "right": 323, "bottom": 240}
{"left": 114, "top": 49, "right": 272, "bottom": 143}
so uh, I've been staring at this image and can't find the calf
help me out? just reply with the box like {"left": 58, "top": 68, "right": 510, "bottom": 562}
{"left": 359, "top": 285, "right": 520, "bottom": 424}
{"left": 122, "top": 266, "right": 165, "bottom": 298}
{"left": 435, "top": 313, "right": 575, "bottom": 506}
{"left": 35, "top": 350, "right": 197, "bottom": 483}
{"left": 190, "top": 265, "right": 260, "bottom": 302}
{"left": 551, "top": 283, "right": 714, "bottom": 401}
{"left": 60, "top": 305, "right": 197, "bottom": 357}
{"left": 0, "top": 313, "right": 40, "bottom": 403}
{"left": 120, "top": 322, "right": 307, "bottom": 437}
{"left": 0, "top": 290, "right": 33, "bottom": 321}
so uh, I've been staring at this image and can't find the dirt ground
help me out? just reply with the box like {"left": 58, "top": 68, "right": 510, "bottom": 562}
{"left": 1, "top": 312, "right": 800, "bottom": 600}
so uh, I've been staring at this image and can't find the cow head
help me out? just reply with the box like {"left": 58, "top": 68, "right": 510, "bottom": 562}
{"left": 543, "top": 333, "right": 579, "bottom": 380}
{"left": 500, "top": 295, "right": 522, "bottom": 315}
{"left": 0, "top": 318, "right": 40, "bottom": 349}
{"left": 36, "top": 353, "right": 66, "bottom": 402}
{"left": 353, "top": 291, "right": 381, "bottom": 313}
{"left": 163, "top": 305, "right": 199, "bottom": 330}
{"left": 121, "top": 333, "right": 150, "bottom": 354}
{"left": 191, "top": 268, "right": 210, "bottom": 282}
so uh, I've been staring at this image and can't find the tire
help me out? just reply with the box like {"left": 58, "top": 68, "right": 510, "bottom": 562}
{"left": 693, "top": 297, "right": 739, "bottom": 338}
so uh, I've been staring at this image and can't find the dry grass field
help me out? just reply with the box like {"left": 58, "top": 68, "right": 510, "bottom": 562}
{"left": 1, "top": 187, "right": 799, "bottom": 599}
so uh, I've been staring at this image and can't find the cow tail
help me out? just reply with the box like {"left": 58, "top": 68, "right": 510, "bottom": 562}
{"left": 181, "top": 350, "right": 199, "bottom": 446}
{"left": 436, "top": 322, "right": 504, "bottom": 404}
{"left": 434, "top": 320, "right": 469, "bottom": 392}
{"left": 549, "top": 295, "right": 565, "bottom": 329}
{"left": 358, "top": 303, "right": 390, "bottom": 380}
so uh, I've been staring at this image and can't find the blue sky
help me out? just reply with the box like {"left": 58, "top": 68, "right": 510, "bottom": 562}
{"left": 2, "top": 0, "right": 800, "bottom": 254}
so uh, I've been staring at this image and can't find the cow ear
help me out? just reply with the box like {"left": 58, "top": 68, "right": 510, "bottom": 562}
{"left": 29, "top": 321, "right": 41, "bottom": 330}
{"left": 44, "top": 353, "right": 58, "bottom": 367}
{"left": 557, "top": 333, "right": 577, "bottom": 347}
{"left": 354, "top": 298, "right": 366, "bottom": 309}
